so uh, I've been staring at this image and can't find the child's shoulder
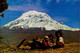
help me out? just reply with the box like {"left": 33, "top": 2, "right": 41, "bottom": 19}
{"left": 59, "top": 37, "right": 63, "bottom": 39}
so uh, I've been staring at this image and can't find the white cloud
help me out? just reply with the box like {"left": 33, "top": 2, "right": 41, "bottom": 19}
{"left": 56, "top": 0, "right": 79, "bottom": 3}
{"left": 36, "top": 0, "right": 41, "bottom": 6}
{"left": 46, "top": 0, "right": 51, "bottom": 4}
{"left": 56, "top": 0, "right": 60, "bottom": 3}
{"left": 9, "top": 4, "right": 48, "bottom": 12}
{"left": 47, "top": 0, "right": 51, "bottom": 2}
{"left": 26, "top": 0, "right": 32, "bottom": 3}
{"left": 65, "top": 0, "right": 79, "bottom": 2}
{"left": 66, "top": 0, "right": 70, "bottom": 2}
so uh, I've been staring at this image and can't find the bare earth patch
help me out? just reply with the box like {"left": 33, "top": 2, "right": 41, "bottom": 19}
{"left": 0, "top": 43, "right": 80, "bottom": 53}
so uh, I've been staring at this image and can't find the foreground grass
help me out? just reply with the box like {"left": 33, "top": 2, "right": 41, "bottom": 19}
{"left": 0, "top": 43, "right": 80, "bottom": 53}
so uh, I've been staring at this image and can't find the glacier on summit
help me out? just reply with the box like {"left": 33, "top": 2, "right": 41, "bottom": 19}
{"left": 3, "top": 11, "right": 79, "bottom": 31}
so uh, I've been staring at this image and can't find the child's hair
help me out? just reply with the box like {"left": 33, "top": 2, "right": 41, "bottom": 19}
{"left": 48, "top": 34, "right": 54, "bottom": 39}
{"left": 32, "top": 38, "right": 36, "bottom": 42}
{"left": 55, "top": 30, "right": 63, "bottom": 37}
{"left": 35, "top": 37, "right": 40, "bottom": 41}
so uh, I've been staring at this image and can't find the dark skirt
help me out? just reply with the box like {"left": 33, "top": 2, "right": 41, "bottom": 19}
{"left": 53, "top": 42, "right": 64, "bottom": 49}
{"left": 58, "top": 42, "right": 64, "bottom": 48}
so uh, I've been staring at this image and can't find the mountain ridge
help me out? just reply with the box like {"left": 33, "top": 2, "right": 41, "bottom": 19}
{"left": 2, "top": 11, "right": 80, "bottom": 31}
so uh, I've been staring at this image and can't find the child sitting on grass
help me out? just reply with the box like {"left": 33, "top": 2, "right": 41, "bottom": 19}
{"left": 48, "top": 34, "right": 55, "bottom": 45}
{"left": 44, "top": 36, "right": 53, "bottom": 49}
{"left": 55, "top": 30, "right": 64, "bottom": 48}
{"left": 30, "top": 37, "right": 45, "bottom": 50}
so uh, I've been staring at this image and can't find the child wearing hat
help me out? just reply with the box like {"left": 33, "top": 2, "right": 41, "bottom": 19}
{"left": 44, "top": 36, "right": 53, "bottom": 49}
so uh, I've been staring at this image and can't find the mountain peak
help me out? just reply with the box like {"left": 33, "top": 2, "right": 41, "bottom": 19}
{"left": 3, "top": 11, "right": 80, "bottom": 31}
{"left": 25, "top": 10, "right": 42, "bottom": 14}
{"left": 23, "top": 10, "right": 45, "bottom": 16}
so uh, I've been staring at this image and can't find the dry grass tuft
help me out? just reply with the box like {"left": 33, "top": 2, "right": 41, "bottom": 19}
{"left": 0, "top": 43, "right": 80, "bottom": 53}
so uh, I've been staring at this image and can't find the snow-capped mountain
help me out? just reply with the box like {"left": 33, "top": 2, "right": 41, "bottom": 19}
{"left": 3, "top": 11, "right": 80, "bottom": 31}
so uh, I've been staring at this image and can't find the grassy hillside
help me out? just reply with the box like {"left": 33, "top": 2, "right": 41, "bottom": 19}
{"left": 0, "top": 30, "right": 79, "bottom": 44}
{"left": 0, "top": 43, "right": 79, "bottom": 53}
{"left": 0, "top": 29, "right": 79, "bottom": 53}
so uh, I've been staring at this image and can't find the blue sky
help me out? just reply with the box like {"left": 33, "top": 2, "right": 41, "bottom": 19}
{"left": 0, "top": 0, "right": 79, "bottom": 28}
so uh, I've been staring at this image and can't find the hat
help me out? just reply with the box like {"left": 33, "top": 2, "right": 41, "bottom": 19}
{"left": 45, "top": 36, "right": 49, "bottom": 39}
